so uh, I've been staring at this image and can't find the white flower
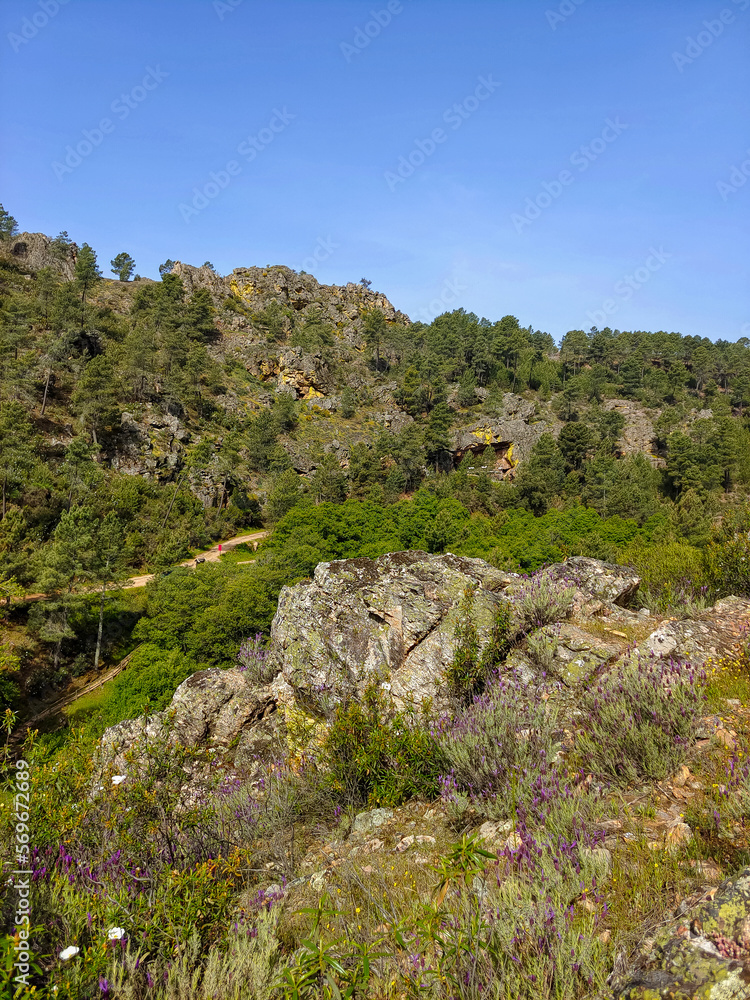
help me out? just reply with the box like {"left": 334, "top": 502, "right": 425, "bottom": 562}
{"left": 111, "top": 775, "right": 126, "bottom": 785}
{"left": 59, "top": 946, "right": 80, "bottom": 961}
{"left": 107, "top": 927, "right": 125, "bottom": 940}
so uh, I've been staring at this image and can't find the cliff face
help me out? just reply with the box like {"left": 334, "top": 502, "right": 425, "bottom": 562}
{"left": 0, "top": 231, "right": 77, "bottom": 280}
{"left": 172, "top": 261, "right": 411, "bottom": 346}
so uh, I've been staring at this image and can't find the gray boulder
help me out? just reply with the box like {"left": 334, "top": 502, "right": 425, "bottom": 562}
{"left": 269, "top": 550, "right": 516, "bottom": 714}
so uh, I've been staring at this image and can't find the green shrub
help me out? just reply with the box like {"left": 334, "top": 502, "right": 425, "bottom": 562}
{"left": 445, "top": 588, "right": 514, "bottom": 700}
{"left": 320, "top": 680, "right": 445, "bottom": 807}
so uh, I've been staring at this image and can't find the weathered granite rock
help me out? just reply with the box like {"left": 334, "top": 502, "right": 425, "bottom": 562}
{"left": 249, "top": 346, "right": 335, "bottom": 399}
{"left": 112, "top": 407, "right": 190, "bottom": 478}
{"left": 173, "top": 262, "right": 409, "bottom": 347}
{"left": 637, "top": 598, "right": 750, "bottom": 668}
{"left": 544, "top": 556, "right": 641, "bottom": 608}
{"left": 100, "top": 668, "right": 277, "bottom": 776}
{"left": 521, "top": 621, "right": 626, "bottom": 686}
{"left": 602, "top": 399, "right": 661, "bottom": 467}
{"left": 614, "top": 866, "right": 750, "bottom": 998}
{"left": 451, "top": 394, "right": 554, "bottom": 467}
{"left": 0, "top": 231, "right": 77, "bottom": 280}
{"left": 268, "top": 550, "right": 516, "bottom": 714}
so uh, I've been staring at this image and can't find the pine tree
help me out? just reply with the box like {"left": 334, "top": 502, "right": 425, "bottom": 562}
{"left": 0, "top": 402, "right": 36, "bottom": 519}
{"left": 110, "top": 252, "right": 135, "bottom": 281}
{"left": 0, "top": 205, "right": 18, "bottom": 241}
{"left": 74, "top": 243, "right": 102, "bottom": 329}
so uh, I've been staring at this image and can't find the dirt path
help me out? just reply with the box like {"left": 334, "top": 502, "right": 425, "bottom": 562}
{"left": 22, "top": 529, "right": 272, "bottom": 598}
{"left": 10, "top": 529, "right": 272, "bottom": 739}
{"left": 122, "top": 529, "right": 271, "bottom": 589}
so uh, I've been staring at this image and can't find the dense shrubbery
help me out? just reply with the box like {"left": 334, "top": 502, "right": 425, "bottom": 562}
{"left": 319, "top": 680, "right": 445, "bottom": 807}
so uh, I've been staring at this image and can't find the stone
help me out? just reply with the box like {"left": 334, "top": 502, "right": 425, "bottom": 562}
{"left": 99, "top": 667, "right": 278, "bottom": 779}
{"left": 638, "top": 598, "right": 750, "bottom": 668}
{"left": 665, "top": 822, "right": 693, "bottom": 854}
{"left": 673, "top": 765, "right": 691, "bottom": 788}
{"left": 478, "top": 820, "right": 513, "bottom": 846}
{"left": 0, "top": 231, "right": 77, "bottom": 280}
{"left": 268, "top": 550, "right": 516, "bottom": 713}
{"left": 716, "top": 729, "right": 737, "bottom": 751}
{"left": 581, "top": 846, "right": 612, "bottom": 874}
{"left": 614, "top": 866, "right": 750, "bottom": 998}
{"left": 351, "top": 808, "right": 393, "bottom": 835}
{"left": 543, "top": 556, "right": 640, "bottom": 607}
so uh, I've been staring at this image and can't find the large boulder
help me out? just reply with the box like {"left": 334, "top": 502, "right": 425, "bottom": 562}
{"left": 269, "top": 550, "right": 516, "bottom": 714}
{"left": 100, "top": 668, "right": 278, "bottom": 777}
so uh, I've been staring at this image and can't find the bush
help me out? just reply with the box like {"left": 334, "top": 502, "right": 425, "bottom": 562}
{"left": 445, "top": 588, "right": 514, "bottom": 700}
{"left": 576, "top": 656, "right": 705, "bottom": 784}
{"left": 512, "top": 570, "right": 576, "bottom": 631}
{"left": 438, "top": 670, "right": 563, "bottom": 821}
{"left": 320, "top": 680, "right": 445, "bottom": 807}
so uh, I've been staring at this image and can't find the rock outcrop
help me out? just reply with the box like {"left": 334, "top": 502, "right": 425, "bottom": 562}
{"left": 451, "top": 394, "right": 556, "bottom": 469}
{"left": 270, "top": 550, "right": 516, "bottom": 714}
{"left": 99, "top": 552, "right": 750, "bottom": 788}
{"left": 0, "top": 231, "right": 77, "bottom": 280}
{"left": 615, "top": 866, "right": 750, "bottom": 998}
{"left": 172, "top": 262, "right": 410, "bottom": 347}
{"left": 638, "top": 597, "right": 750, "bottom": 667}
{"left": 100, "top": 667, "right": 279, "bottom": 780}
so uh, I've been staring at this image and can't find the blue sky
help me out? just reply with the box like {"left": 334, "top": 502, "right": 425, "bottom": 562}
{"left": 1, "top": 0, "right": 748, "bottom": 341}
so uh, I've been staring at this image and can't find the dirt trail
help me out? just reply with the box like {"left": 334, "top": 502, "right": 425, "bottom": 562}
{"left": 22, "top": 529, "right": 272, "bottom": 598}
{"left": 122, "top": 529, "right": 271, "bottom": 589}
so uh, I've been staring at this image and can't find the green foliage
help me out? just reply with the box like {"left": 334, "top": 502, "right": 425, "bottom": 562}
{"left": 321, "top": 679, "right": 445, "bottom": 807}
{"left": 133, "top": 562, "right": 283, "bottom": 664}
{"left": 0, "top": 204, "right": 18, "bottom": 241}
{"left": 704, "top": 506, "right": 750, "bottom": 598}
{"left": 110, "top": 251, "right": 135, "bottom": 281}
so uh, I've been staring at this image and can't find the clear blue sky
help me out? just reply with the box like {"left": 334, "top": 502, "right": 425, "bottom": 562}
{"left": 2, "top": 0, "right": 748, "bottom": 341}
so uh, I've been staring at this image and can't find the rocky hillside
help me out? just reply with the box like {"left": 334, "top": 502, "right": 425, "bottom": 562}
{"left": 95, "top": 550, "right": 750, "bottom": 998}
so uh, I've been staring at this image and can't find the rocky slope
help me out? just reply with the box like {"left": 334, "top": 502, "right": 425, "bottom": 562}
{"left": 98, "top": 550, "right": 750, "bottom": 998}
